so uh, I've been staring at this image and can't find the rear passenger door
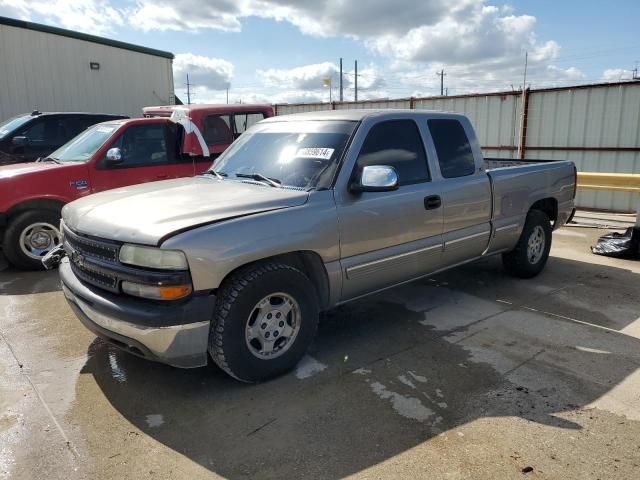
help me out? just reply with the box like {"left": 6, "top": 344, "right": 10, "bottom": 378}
{"left": 427, "top": 118, "right": 491, "bottom": 266}
{"left": 336, "top": 119, "right": 443, "bottom": 301}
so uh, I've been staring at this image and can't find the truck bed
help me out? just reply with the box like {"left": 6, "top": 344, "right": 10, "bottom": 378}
{"left": 483, "top": 157, "right": 558, "bottom": 170}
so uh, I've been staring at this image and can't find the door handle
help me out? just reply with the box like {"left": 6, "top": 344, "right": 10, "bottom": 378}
{"left": 424, "top": 195, "right": 442, "bottom": 210}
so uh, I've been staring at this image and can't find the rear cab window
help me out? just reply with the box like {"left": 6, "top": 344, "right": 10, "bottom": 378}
{"left": 428, "top": 119, "right": 476, "bottom": 178}
{"left": 202, "top": 115, "right": 234, "bottom": 145}
{"left": 356, "top": 119, "right": 430, "bottom": 185}
{"left": 234, "top": 112, "right": 266, "bottom": 137}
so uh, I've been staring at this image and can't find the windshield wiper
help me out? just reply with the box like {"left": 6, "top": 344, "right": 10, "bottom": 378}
{"left": 205, "top": 169, "right": 227, "bottom": 180}
{"left": 236, "top": 172, "right": 282, "bottom": 188}
{"left": 37, "top": 156, "right": 61, "bottom": 164}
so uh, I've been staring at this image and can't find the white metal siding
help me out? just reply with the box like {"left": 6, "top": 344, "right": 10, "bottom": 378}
{"left": 526, "top": 84, "right": 640, "bottom": 212}
{"left": 0, "top": 24, "right": 174, "bottom": 119}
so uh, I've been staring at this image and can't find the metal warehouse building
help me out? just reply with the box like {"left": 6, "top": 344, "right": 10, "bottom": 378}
{"left": 0, "top": 16, "right": 175, "bottom": 119}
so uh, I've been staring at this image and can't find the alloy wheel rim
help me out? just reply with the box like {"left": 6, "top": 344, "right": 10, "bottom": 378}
{"left": 527, "top": 225, "right": 545, "bottom": 264}
{"left": 245, "top": 292, "right": 301, "bottom": 359}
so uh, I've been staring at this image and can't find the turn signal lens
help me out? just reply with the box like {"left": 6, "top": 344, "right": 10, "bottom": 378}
{"left": 158, "top": 285, "right": 193, "bottom": 300}
{"left": 121, "top": 281, "right": 192, "bottom": 300}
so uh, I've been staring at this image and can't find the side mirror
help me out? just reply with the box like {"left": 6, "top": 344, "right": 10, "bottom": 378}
{"left": 350, "top": 165, "right": 399, "bottom": 193}
{"left": 11, "top": 136, "right": 28, "bottom": 147}
{"left": 105, "top": 147, "right": 123, "bottom": 164}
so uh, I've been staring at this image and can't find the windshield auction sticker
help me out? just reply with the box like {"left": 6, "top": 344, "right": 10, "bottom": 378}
{"left": 296, "top": 147, "right": 334, "bottom": 160}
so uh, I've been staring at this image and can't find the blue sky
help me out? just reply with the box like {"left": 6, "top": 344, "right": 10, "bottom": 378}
{"left": 1, "top": 0, "right": 638, "bottom": 104}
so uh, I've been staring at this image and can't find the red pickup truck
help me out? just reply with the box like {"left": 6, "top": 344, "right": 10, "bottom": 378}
{"left": 0, "top": 104, "right": 274, "bottom": 269}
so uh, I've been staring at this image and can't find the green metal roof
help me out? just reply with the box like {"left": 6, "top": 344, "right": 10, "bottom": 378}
{"left": 0, "top": 15, "right": 174, "bottom": 60}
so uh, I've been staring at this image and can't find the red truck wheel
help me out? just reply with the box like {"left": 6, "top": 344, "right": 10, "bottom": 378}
{"left": 3, "top": 210, "right": 62, "bottom": 270}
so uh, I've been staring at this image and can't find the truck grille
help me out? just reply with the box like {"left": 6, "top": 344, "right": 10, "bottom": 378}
{"left": 63, "top": 226, "right": 120, "bottom": 292}
{"left": 63, "top": 226, "right": 119, "bottom": 262}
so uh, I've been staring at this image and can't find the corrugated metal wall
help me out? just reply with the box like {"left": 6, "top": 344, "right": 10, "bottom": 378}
{"left": 525, "top": 83, "right": 640, "bottom": 212}
{"left": 0, "top": 23, "right": 174, "bottom": 119}
{"left": 274, "top": 82, "right": 640, "bottom": 211}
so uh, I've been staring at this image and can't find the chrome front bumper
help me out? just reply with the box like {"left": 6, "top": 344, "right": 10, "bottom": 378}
{"left": 60, "top": 260, "right": 213, "bottom": 368}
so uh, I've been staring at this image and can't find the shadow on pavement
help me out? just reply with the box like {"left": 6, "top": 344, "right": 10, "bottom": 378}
{"left": 0, "top": 263, "right": 61, "bottom": 295}
{"left": 79, "top": 255, "right": 640, "bottom": 479}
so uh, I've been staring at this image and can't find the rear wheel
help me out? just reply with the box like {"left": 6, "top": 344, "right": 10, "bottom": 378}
{"left": 3, "top": 209, "right": 62, "bottom": 270}
{"left": 209, "top": 262, "right": 319, "bottom": 382}
{"left": 502, "top": 209, "right": 552, "bottom": 278}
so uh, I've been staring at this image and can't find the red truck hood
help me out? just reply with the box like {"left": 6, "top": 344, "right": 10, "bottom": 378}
{"left": 0, "top": 161, "right": 63, "bottom": 179}
{"left": 0, "top": 161, "right": 89, "bottom": 213}
{"left": 62, "top": 177, "right": 309, "bottom": 245}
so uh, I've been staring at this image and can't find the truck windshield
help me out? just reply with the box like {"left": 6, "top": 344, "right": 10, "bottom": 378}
{"left": 212, "top": 120, "right": 357, "bottom": 190}
{"left": 0, "top": 115, "right": 31, "bottom": 139}
{"left": 50, "top": 124, "right": 119, "bottom": 162}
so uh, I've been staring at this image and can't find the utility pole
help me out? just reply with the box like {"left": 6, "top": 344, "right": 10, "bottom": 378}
{"left": 517, "top": 51, "right": 529, "bottom": 159}
{"left": 354, "top": 60, "right": 358, "bottom": 102}
{"left": 633, "top": 61, "right": 639, "bottom": 80}
{"left": 437, "top": 69, "right": 446, "bottom": 96}
{"left": 226, "top": 87, "right": 229, "bottom": 104}
{"left": 186, "top": 73, "right": 192, "bottom": 104}
{"left": 339, "top": 58, "right": 343, "bottom": 102}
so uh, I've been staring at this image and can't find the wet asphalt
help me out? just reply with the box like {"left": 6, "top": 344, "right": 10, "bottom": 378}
{"left": 1, "top": 226, "right": 639, "bottom": 479}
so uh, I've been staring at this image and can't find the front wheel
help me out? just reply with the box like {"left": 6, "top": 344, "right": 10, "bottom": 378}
{"left": 3, "top": 209, "right": 62, "bottom": 270}
{"left": 209, "top": 262, "right": 319, "bottom": 382}
{"left": 502, "top": 210, "right": 552, "bottom": 278}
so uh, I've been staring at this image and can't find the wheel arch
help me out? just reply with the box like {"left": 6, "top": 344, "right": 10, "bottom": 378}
{"left": 529, "top": 197, "right": 558, "bottom": 228}
{"left": 218, "top": 251, "right": 331, "bottom": 310}
{"left": 6, "top": 198, "right": 66, "bottom": 222}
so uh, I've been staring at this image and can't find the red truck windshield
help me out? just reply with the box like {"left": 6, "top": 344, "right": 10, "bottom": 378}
{"left": 50, "top": 123, "right": 119, "bottom": 162}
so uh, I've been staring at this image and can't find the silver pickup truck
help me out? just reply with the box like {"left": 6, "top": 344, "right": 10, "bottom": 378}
{"left": 52, "top": 110, "right": 576, "bottom": 382}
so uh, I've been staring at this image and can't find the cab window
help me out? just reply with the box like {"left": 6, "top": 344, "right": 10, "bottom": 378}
{"left": 356, "top": 120, "right": 430, "bottom": 185}
{"left": 104, "top": 123, "right": 172, "bottom": 167}
{"left": 234, "top": 112, "right": 266, "bottom": 137}
{"left": 428, "top": 119, "right": 476, "bottom": 178}
{"left": 202, "top": 115, "right": 234, "bottom": 145}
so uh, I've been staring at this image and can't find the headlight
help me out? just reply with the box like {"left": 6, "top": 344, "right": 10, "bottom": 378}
{"left": 119, "top": 244, "right": 188, "bottom": 270}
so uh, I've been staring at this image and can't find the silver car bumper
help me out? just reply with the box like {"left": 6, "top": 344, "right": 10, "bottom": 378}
{"left": 60, "top": 260, "right": 213, "bottom": 368}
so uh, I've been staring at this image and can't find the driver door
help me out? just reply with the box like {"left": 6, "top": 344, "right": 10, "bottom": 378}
{"left": 90, "top": 122, "right": 180, "bottom": 192}
{"left": 335, "top": 119, "right": 443, "bottom": 301}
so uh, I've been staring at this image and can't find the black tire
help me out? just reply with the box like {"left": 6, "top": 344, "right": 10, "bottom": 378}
{"left": 502, "top": 209, "right": 552, "bottom": 279}
{"left": 3, "top": 209, "right": 62, "bottom": 270}
{"left": 209, "top": 262, "right": 319, "bottom": 382}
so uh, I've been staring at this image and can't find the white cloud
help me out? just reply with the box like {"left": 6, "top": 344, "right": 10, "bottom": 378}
{"left": 127, "top": 0, "right": 453, "bottom": 37}
{"left": 601, "top": 68, "right": 634, "bottom": 82}
{"left": 259, "top": 62, "right": 337, "bottom": 90}
{"left": 0, "top": 0, "right": 123, "bottom": 34}
{"left": 173, "top": 53, "right": 234, "bottom": 91}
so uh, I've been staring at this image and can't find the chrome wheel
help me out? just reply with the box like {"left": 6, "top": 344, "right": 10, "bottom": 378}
{"left": 245, "top": 292, "right": 301, "bottom": 359}
{"left": 18, "top": 222, "right": 61, "bottom": 260}
{"left": 527, "top": 225, "right": 545, "bottom": 264}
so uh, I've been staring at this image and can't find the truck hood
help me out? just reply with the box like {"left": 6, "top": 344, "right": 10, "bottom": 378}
{"left": 0, "top": 161, "right": 64, "bottom": 179}
{"left": 63, "top": 177, "right": 309, "bottom": 245}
